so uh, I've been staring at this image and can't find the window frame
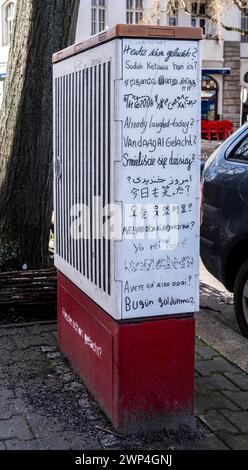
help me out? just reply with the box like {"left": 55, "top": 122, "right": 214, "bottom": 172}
{"left": 201, "top": 74, "right": 218, "bottom": 121}
{"left": 226, "top": 132, "right": 248, "bottom": 164}
{"left": 190, "top": 1, "right": 213, "bottom": 37}
{"left": 241, "top": 7, "right": 248, "bottom": 43}
{"left": 168, "top": 0, "right": 178, "bottom": 27}
{"left": 126, "top": 0, "right": 144, "bottom": 25}
{"left": 168, "top": 16, "right": 177, "bottom": 27}
{"left": 2, "top": 0, "right": 15, "bottom": 46}
{"left": 91, "top": 0, "right": 106, "bottom": 36}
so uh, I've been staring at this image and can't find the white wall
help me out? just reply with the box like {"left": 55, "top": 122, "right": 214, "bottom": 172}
{"left": 76, "top": 0, "right": 192, "bottom": 41}
{"left": 0, "top": 0, "right": 11, "bottom": 73}
{"left": 0, "top": 1, "right": 16, "bottom": 66}
{"left": 76, "top": 0, "right": 92, "bottom": 42}
{"left": 202, "top": 39, "right": 224, "bottom": 63}
{"left": 222, "top": 4, "right": 241, "bottom": 42}
{"left": 241, "top": 43, "right": 248, "bottom": 58}
{"left": 108, "top": 0, "right": 126, "bottom": 26}
{"left": 76, "top": 0, "right": 127, "bottom": 42}
{"left": 0, "top": 79, "right": 4, "bottom": 103}
{"left": 75, "top": 1, "right": 241, "bottom": 49}
{"left": 0, "top": 45, "right": 9, "bottom": 67}
{"left": 0, "top": 0, "right": 17, "bottom": 105}
{"left": 241, "top": 60, "right": 248, "bottom": 86}
{"left": 178, "top": 9, "right": 190, "bottom": 27}
{"left": 211, "top": 74, "right": 223, "bottom": 118}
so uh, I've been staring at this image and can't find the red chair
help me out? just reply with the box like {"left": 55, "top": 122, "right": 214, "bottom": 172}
{"left": 201, "top": 119, "right": 234, "bottom": 141}
{"left": 221, "top": 120, "right": 234, "bottom": 139}
{"left": 211, "top": 121, "right": 225, "bottom": 140}
{"left": 203, "top": 121, "right": 221, "bottom": 140}
{"left": 201, "top": 120, "right": 211, "bottom": 140}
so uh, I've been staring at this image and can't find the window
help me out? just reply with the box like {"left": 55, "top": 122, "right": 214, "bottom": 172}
{"left": 126, "top": 0, "right": 144, "bottom": 25}
{"left": 2, "top": 1, "right": 15, "bottom": 46}
{"left": 91, "top": 0, "right": 106, "bottom": 36}
{"left": 229, "top": 135, "right": 248, "bottom": 162}
{"left": 241, "top": 7, "right": 248, "bottom": 43}
{"left": 168, "top": 16, "right": 177, "bottom": 26}
{"left": 191, "top": 2, "right": 207, "bottom": 36}
{"left": 168, "top": 0, "right": 178, "bottom": 26}
{"left": 201, "top": 74, "right": 218, "bottom": 121}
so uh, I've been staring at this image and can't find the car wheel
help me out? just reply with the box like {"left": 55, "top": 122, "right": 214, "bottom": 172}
{"left": 234, "top": 260, "right": 248, "bottom": 339}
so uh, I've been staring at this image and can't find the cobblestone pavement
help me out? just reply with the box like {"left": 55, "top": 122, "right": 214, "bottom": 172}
{"left": 0, "top": 321, "right": 248, "bottom": 450}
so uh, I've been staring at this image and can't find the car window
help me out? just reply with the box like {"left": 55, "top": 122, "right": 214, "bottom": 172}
{"left": 229, "top": 134, "right": 248, "bottom": 162}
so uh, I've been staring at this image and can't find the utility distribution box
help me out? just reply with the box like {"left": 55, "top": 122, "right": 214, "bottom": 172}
{"left": 53, "top": 24, "right": 202, "bottom": 433}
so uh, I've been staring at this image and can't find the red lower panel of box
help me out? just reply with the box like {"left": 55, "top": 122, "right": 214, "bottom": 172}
{"left": 57, "top": 272, "right": 195, "bottom": 434}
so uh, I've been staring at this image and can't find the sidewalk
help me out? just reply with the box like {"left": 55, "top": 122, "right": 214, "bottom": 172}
{"left": 201, "top": 140, "right": 223, "bottom": 159}
{"left": 0, "top": 320, "right": 248, "bottom": 450}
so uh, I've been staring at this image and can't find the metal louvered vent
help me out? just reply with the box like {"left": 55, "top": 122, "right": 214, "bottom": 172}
{"left": 54, "top": 62, "right": 111, "bottom": 296}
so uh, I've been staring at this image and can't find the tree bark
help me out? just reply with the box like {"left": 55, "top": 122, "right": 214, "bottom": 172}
{"left": 0, "top": 0, "right": 80, "bottom": 269}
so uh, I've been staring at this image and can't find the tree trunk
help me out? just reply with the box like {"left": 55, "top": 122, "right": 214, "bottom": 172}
{"left": 0, "top": 0, "right": 80, "bottom": 270}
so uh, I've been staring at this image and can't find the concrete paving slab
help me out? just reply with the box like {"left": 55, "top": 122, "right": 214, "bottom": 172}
{"left": 196, "top": 312, "right": 248, "bottom": 373}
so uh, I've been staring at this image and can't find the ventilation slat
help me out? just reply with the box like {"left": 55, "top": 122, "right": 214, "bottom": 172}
{"left": 54, "top": 61, "right": 111, "bottom": 296}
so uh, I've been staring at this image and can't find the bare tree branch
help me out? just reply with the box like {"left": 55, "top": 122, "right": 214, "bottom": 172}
{"left": 143, "top": 0, "right": 248, "bottom": 37}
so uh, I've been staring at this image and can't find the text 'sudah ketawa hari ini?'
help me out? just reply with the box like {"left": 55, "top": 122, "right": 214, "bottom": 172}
{"left": 53, "top": 24, "right": 203, "bottom": 433}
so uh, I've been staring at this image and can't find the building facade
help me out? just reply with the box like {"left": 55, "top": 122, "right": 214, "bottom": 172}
{"left": 1, "top": 0, "right": 248, "bottom": 127}
{"left": 76, "top": 0, "right": 248, "bottom": 128}
{"left": 0, "top": 0, "right": 15, "bottom": 104}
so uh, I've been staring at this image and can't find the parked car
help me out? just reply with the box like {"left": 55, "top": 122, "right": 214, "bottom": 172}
{"left": 201, "top": 122, "right": 248, "bottom": 338}
{"left": 200, "top": 159, "right": 205, "bottom": 176}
